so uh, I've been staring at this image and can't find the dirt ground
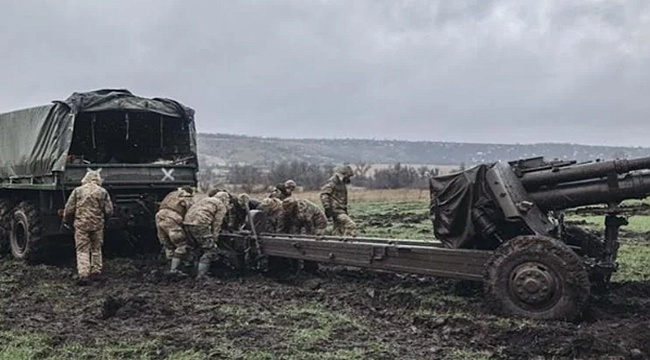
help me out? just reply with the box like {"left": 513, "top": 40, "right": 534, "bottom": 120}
{"left": 1, "top": 250, "right": 649, "bottom": 360}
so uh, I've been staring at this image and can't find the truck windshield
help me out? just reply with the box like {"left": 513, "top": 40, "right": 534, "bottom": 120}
{"left": 68, "top": 110, "right": 193, "bottom": 164}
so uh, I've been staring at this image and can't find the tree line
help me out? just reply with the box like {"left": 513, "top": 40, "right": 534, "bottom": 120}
{"left": 198, "top": 160, "right": 445, "bottom": 192}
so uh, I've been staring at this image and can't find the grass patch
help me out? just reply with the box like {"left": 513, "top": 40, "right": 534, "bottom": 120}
{"left": 566, "top": 214, "right": 650, "bottom": 233}
{"left": 282, "top": 304, "right": 362, "bottom": 351}
{"left": 0, "top": 332, "right": 49, "bottom": 360}
{"left": 612, "top": 241, "right": 650, "bottom": 282}
{"left": 0, "top": 331, "right": 214, "bottom": 360}
{"left": 443, "top": 349, "right": 497, "bottom": 360}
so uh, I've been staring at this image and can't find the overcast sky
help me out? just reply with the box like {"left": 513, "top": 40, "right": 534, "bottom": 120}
{"left": 1, "top": 0, "right": 649, "bottom": 147}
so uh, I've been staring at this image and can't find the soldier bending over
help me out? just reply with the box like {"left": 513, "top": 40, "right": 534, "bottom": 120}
{"left": 182, "top": 191, "right": 229, "bottom": 278}
{"left": 320, "top": 165, "right": 355, "bottom": 236}
{"left": 155, "top": 186, "right": 194, "bottom": 261}
{"left": 282, "top": 198, "right": 327, "bottom": 236}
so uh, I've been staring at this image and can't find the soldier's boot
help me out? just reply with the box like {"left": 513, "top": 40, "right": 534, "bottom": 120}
{"left": 169, "top": 257, "right": 188, "bottom": 277}
{"left": 196, "top": 261, "right": 211, "bottom": 279}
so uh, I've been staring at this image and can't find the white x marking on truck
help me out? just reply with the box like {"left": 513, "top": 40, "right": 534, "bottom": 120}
{"left": 162, "top": 168, "right": 175, "bottom": 181}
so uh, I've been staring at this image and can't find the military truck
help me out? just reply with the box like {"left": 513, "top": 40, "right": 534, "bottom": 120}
{"left": 0, "top": 89, "right": 198, "bottom": 261}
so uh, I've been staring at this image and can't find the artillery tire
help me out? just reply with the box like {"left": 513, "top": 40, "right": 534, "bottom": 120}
{"left": 0, "top": 198, "right": 12, "bottom": 255}
{"left": 484, "top": 235, "right": 590, "bottom": 321}
{"left": 10, "top": 201, "right": 45, "bottom": 263}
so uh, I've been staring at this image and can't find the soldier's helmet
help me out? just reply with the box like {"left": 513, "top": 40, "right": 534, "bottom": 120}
{"left": 81, "top": 170, "right": 103, "bottom": 186}
{"left": 238, "top": 193, "right": 250, "bottom": 207}
{"left": 207, "top": 188, "right": 219, "bottom": 197}
{"left": 259, "top": 198, "right": 282, "bottom": 212}
{"left": 180, "top": 186, "right": 195, "bottom": 195}
{"left": 284, "top": 180, "right": 297, "bottom": 191}
{"left": 178, "top": 186, "right": 194, "bottom": 197}
{"left": 297, "top": 199, "right": 308, "bottom": 213}
{"left": 337, "top": 165, "right": 354, "bottom": 178}
{"left": 214, "top": 191, "right": 231, "bottom": 205}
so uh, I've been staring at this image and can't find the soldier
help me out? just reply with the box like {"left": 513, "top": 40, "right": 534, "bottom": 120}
{"left": 320, "top": 165, "right": 356, "bottom": 236}
{"left": 282, "top": 198, "right": 327, "bottom": 236}
{"left": 284, "top": 180, "right": 297, "bottom": 198}
{"left": 257, "top": 197, "right": 285, "bottom": 233}
{"left": 63, "top": 170, "right": 114, "bottom": 283}
{"left": 269, "top": 179, "right": 296, "bottom": 200}
{"left": 182, "top": 191, "right": 229, "bottom": 278}
{"left": 220, "top": 192, "right": 253, "bottom": 232}
{"left": 155, "top": 186, "right": 194, "bottom": 261}
{"left": 269, "top": 183, "right": 289, "bottom": 200}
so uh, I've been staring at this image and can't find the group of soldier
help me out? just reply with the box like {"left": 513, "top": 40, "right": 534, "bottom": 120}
{"left": 62, "top": 165, "right": 356, "bottom": 283}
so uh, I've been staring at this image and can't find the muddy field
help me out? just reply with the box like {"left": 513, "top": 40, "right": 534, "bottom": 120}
{"left": 1, "top": 250, "right": 649, "bottom": 360}
{"left": 2, "top": 197, "right": 650, "bottom": 359}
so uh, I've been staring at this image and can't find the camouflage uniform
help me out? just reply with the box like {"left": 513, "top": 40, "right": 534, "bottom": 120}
{"left": 155, "top": 187, "right": 194, "bottom": 259}
{"left": 282, "top": 198, "right": 327, "bottom": 235}
{"left": 63, "top": 171, "right": 114, "bottom": 278}
{"left": 284, "top": 180, "right": 296, "bottom": 197}
{"left": 258, "top": 197, "right": 285, "bottom": 233}
{"left": 269, "top": 183, "right": 288, "bottom": 200}
{"left": 211, "top": 190, "right": 250, "bottom": 232}
{"left": 320, "top": 165, "right": 356, "bottom": 236}
{"left": 297, "top": 199, "right": 327, "bottom": 235}
{"left": 182, "top": 191, "right": 229, "bottom": 277}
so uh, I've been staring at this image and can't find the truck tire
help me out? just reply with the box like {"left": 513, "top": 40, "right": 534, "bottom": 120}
{"left": 0, "top": 198, "right": 12, "bottom": 255}
{"left": 10, "top": 201, "right": 45, "bottom": 262}
{"left": 484, "top": 235, "right": 590, "bottom": 321}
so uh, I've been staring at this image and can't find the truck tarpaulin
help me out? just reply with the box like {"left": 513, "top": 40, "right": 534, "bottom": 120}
{"left": 0, "top": 89, "right": 195, "bottom": 179}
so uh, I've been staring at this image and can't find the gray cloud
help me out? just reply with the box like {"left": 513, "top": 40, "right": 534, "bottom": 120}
{"left": 1, "top": 0, "right": 649, "bottom": 146}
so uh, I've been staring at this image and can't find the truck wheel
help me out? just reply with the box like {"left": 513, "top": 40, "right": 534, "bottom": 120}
{"left": 0, "top": 199, "right": 12, "bottom": 255}
{"left": 484, "top": 235, "right": 590, "bottom": 321}
{"left": 10, "top": 201, "right": 44, "bottom": 262}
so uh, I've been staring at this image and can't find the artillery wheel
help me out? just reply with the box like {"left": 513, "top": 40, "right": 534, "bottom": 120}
{"left": 484, "top": 235, "right": 590, "bottom": 321}
{"left": 0, "top": 198, "right": 12, "bottom": 255}
{"left": 10, "top": 201, "right": 45, "bottom": 263}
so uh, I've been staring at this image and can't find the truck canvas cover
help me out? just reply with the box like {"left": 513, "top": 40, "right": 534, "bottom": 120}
{"left": 0, "top": 89, "right": 196, "bottom": 179}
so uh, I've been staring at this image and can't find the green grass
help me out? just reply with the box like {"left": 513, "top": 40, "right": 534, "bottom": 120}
{"left": 566, "top": 214, "right": 650, "bottom": 233}
{"left": 613, "top": 241, "right": 650, "bottom": 282}
{"left": 443, "top": 349, "right": 497, "bottom": 360}
{"left": 0, "top": 331, "right": 199, "bottom": 360}
{"left": 281, "top": 304, "right": 363, "bottom": 352}
{"left": 349, "top": 200, "right": 435, "bottom": 240}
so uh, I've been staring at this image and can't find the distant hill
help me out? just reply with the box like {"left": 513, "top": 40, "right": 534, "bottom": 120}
{"left": 197, "top": 133, "right": 650, "bottom": 167}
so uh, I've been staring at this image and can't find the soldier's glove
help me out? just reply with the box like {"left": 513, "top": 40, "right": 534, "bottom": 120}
{"left": 62, "top": 222, "right": 73, "bottom": 232}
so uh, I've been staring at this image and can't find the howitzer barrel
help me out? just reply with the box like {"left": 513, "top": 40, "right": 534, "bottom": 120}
{"left": 528, "top": 172, "right": 650, "bottom": 210}
{"left": 520, "top": 157, "right": 650, "bottom": 190}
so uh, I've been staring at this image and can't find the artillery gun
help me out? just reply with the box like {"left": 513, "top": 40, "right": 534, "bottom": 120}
{"left": 219, "top": 155, "right": 650, "bottom": 321}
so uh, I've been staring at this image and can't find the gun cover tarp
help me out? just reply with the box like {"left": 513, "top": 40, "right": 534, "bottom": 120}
{"left": 0, "top": 89, "right": 196, "bottom": 180}
{"left": 429, "top": 164, "right": 496, "bottom": 249}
